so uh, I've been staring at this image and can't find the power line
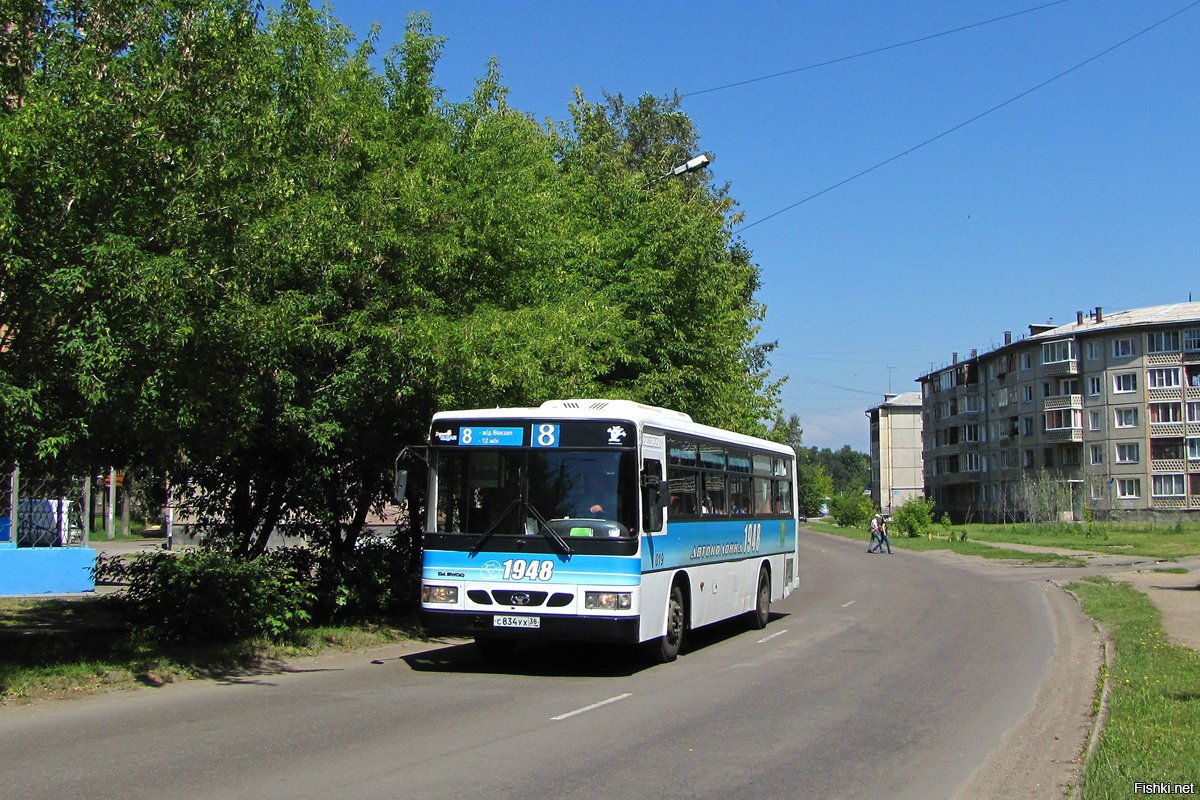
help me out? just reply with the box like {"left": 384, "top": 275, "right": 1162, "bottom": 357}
{"left": 683, "top": 0, "right": 1071, "bottom": 98}
{"left": 740, "top": 0, "right": 1200, "bottom": 232}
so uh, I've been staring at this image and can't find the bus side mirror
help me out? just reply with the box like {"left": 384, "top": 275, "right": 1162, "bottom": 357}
{"left": 642, "top": 473, "right": 669, "bottom": 508}
{"left": 393, "top": 469, "right": 408, "bottom": 504}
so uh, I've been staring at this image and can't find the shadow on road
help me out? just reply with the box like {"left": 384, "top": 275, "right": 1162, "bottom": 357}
{"left": 394, "top": 611, "right": 790, "bottom": 678}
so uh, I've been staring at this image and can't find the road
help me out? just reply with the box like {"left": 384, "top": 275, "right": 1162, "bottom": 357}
{"left": 0, "top": 531, "right": 1100, "bottom": 800}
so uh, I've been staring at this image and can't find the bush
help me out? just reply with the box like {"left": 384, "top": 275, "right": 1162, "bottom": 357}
{"left": 312, "top": 538, "right": 420, "bottom": 624}
{"left": 829, "top": 492, "right": 874, "bottom": 528}
{"left": 117, "top": 549, "right": 317, "bottom": 645}
{"left": 891, "top": 497, "right": 935, "bottom": 537}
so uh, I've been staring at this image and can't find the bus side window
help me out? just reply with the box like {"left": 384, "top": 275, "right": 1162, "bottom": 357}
{"left": 667, "top": 467, "right": 698, "bottom": 517}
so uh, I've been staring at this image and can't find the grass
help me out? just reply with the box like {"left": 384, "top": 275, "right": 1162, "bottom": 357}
{"left": 1067, "top": 577, "right": 1200, "bottom": 797}
{"left": 964, "top": 521, "right": 1200, "bottom": 561}
{"left": 806, "top": 519, "right": 1086, "bottom": 566}
{"left": 0, "top": 597, "right": 418, "bottom": 703}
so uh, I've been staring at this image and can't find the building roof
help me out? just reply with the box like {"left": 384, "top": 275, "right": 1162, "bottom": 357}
{"left": 869, "top": 392, "right": 922, "bottom": 410}
{"left": 1031, "top": 301, "right": 1200, "bottom": 340}
{"left": 918, "top": 301, "right": 1200, "bottom": 381}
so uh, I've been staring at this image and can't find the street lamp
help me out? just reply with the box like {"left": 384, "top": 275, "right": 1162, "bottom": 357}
{"left": 669, "top": 153, "right": 710, "bottom": 177}
{"left": 645, "top": 153, "right": 711, "bottom": 187}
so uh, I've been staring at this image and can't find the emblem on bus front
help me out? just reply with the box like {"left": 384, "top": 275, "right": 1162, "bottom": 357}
{"left": 510, "top": 593, "right": 530, "bottom": 606}
{"left": 607, "top": 425, "right": 627, "bottom": 444}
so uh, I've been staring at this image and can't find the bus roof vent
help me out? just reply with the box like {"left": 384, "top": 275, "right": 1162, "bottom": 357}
{"left": 540, "top": 399, "right": 693, "bottom": 422}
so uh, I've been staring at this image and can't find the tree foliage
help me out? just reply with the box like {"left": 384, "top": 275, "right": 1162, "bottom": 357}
{"left": 1, "top": 1, "right": 783, "bottom": 572}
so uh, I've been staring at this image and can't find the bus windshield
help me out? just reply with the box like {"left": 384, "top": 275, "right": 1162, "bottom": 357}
{"left": 434, "top": 449, "right": 639, "bottom": 537}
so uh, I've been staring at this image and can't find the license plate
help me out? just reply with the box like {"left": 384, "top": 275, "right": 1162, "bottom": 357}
{"left": 494, "top": 615, "right": 540, "bottom": 629}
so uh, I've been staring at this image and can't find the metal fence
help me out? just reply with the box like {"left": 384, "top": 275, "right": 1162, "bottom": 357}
{"left": 5, "top": 467, "right": 87, "bottom": 548}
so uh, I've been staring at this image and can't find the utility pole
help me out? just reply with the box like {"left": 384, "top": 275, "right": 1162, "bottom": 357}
{"left": 106, "top": 467, "right": 116, "bottom": 540}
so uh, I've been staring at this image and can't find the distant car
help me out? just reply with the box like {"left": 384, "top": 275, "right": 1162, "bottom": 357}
{"left": 797, "top": 514, "right": 808, "bottom": 523}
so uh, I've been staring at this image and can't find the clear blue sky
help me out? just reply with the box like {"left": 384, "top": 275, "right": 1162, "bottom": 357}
{"left": 326, "top": 0, "right": 1200, "bottom": 452}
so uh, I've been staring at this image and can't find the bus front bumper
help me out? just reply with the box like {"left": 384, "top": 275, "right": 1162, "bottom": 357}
{"left": 420, "top": 609, "right": 642, "bottom": 643}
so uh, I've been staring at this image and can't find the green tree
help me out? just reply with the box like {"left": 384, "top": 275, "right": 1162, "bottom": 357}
{"left": 891, "top": 497, "right": 935, "bottom": 537}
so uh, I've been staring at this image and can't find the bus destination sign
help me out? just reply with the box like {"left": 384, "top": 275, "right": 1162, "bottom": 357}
{"left": 430, "top": 420, "right": 634, "bottom": 449}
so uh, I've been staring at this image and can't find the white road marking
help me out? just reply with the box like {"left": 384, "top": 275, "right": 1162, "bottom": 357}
{"left": 842, "top": 600, "right": 856, "bottom": 607}
{"left": 757, "top": 629, "right": 789, "bottom": 643}
{"left": 551, "top": 693, "right": 633, "bottom": 721}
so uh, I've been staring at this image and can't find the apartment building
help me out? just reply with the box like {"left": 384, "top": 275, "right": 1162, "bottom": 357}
{"left": 866, "top": 392, "right": 924, "bottom": 515}
{"left": 918, "top": 303, "right": 1200, "bottom": 522}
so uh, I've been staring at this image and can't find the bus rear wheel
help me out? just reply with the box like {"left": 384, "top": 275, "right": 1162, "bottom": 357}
{"left": 748, "top": 567, "right": 770, "bottom": 630}
{"left": 647, "top": 584, "right": 686, "bottom": 664}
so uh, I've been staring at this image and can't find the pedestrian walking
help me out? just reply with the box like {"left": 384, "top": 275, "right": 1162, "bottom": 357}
{"left": 877, "top": 515, "right": 893, "bottom": 554}
{"left": 867, "top": 514, "right": 882, "bottom": 553}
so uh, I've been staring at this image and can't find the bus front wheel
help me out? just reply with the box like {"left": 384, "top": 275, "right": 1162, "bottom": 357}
{"left": 647, "top": 584, "right": 686, "bottom": 664}
{"left": 748, "top": 567, "right": 770, "bottom": 630}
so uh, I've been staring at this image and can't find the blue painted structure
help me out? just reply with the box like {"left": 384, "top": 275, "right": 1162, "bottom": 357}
{"left": 0, "top": 547, "right": 96, "bottom": 595}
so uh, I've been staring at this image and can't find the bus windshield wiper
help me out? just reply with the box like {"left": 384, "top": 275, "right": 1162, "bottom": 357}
{"left": 526, "top": 502, "right": 573, "bottom": 556}
{"left": 470, "top": 498, "right": 521, "bottom": 554}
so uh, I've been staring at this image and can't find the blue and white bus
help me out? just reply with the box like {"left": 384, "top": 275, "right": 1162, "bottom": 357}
{"left": 416, "top": 399, "right": 799, "bottom": 662}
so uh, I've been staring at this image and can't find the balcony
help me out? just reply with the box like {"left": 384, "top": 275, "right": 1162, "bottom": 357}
{"left": 1148, "top": 387, "right": 1183, "bottom": 402}
{"left": 1151, "top": 459, "right": 1186, "bottom": 473}
{"left": 1043, "top": 394, "right": 1082, "bottom": 411}
{"left": 1150, "top": 423, "right": 1185, "bottom": 437}
{"left": 1043, "top": 428, "right": 1083, "bottom": 443}
{"left": 1041, "top": 360, "right": 1078, "bottom": 377}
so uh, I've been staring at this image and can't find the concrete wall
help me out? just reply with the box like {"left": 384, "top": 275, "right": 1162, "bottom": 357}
{"left": 0, "top": 547, "right": 96, "bottom": 595}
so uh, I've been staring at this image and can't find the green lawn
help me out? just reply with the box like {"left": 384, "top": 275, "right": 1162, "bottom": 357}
{"left": 807, "top": 518, "right": 1200, "bottom": 561}
{"left": 964, "top": 522, "right": 1200, "bottom": 560}
{"left": 1068, "top": 577, "right": 1200, "bottom": 798}
{"left": 805, "top": 520, "right": 1085, "bottom": 565}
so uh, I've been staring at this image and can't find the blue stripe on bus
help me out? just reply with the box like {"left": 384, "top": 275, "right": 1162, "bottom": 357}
{"left": 643, "top": 518, "right": 796, "bottom": 572}
{"left": 423, "top": 550, "right": 640, "bottom": 586}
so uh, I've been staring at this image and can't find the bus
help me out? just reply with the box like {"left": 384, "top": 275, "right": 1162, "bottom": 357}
{"left": 413, "top": 399, "right": 799, "bottom": 662}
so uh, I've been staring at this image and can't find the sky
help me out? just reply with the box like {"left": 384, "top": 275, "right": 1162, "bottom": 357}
{"left": 325, "top": 0, "right": 1200, "bottom": 452}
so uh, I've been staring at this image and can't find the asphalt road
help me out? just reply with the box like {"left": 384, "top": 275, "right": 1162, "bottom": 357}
{"left": 0, "top": 531, "right": 1098, "bottom": 800}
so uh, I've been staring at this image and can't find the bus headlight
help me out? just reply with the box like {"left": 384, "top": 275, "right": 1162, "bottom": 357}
{"left": 422, "top": 584, "right": 459, "bottom": 604}
{"left": 585, "top": 591, "right": 631, "bottom": 610}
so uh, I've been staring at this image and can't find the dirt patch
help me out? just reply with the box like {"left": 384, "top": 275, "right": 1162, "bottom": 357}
{"left": 1108, "top": 567, "right": 1200, "bottom": 651}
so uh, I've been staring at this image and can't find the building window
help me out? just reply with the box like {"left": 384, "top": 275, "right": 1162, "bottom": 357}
{"left": 1113, "top": 373, "right": 1137, "bottom": 394}
{"left": 1115, "top": 443, "right": 1140, "bottom": 464}
{"left": 1112, "top": 338, "right": 1135, "bottom": 358}
{"left": 964, "top": 453, "right": 983, "bottom": 472}
{"left": 1087, "top": 377, "right": 1102, "bottom": 396}
{"left": 1086, "top": 341, "right": 1101, "bottom": 360}
{"left": 1117, "top": 479, "right": 1141, "bottom": 499}
{"left": 1020, "top": 352, "right": 1033, "bottom": 371}
{"left": 1148, "top": 368, "right": 1181, "bottom": 388}
{"left": 1188, "top": 437, "right": 1200, "bottom": 461}
{"left": 1149, "top": 403, "right": 1182, "bottom": 424}
{"left": 1188, "top": 402, "right": 1200, "bottom": 423}
{"left": 1115, "top": 407, "right": 1139, "bottom": 428}
{"left": 1043, "top": 448, "right": 1054, "bottom": 468}
{"left": 1022, "top": 417, "right": 1034, "bottom": 436}
{"left": 1042, "top": 339, "right": 1076, "bottom": 365}
{"left": 1090, "top": 445, "right": 1103, "bottom": 465}
{"left": 1152, "top": 474, "right": 1186, "bottom": 497}
{"left": 1185, "top": 328, "right": 1200, "bottom": 352}
{"left": 1148, "top": 331, "right": 1181, "bottom": 353}
{"left": 1022, "top": 385, "right": 1034, "bottom": 404}
{"left": 963, "top": 424, "right": 981, "bottom": 442}
{"left": 1022, "top": 450, "right": 1034, "bottom": 468}
{"left": 1045, "top": 409, "right": 1081, "bottom": 430}
{"left": 1089, "top": 410, "right": 1101, "bottom": 431}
